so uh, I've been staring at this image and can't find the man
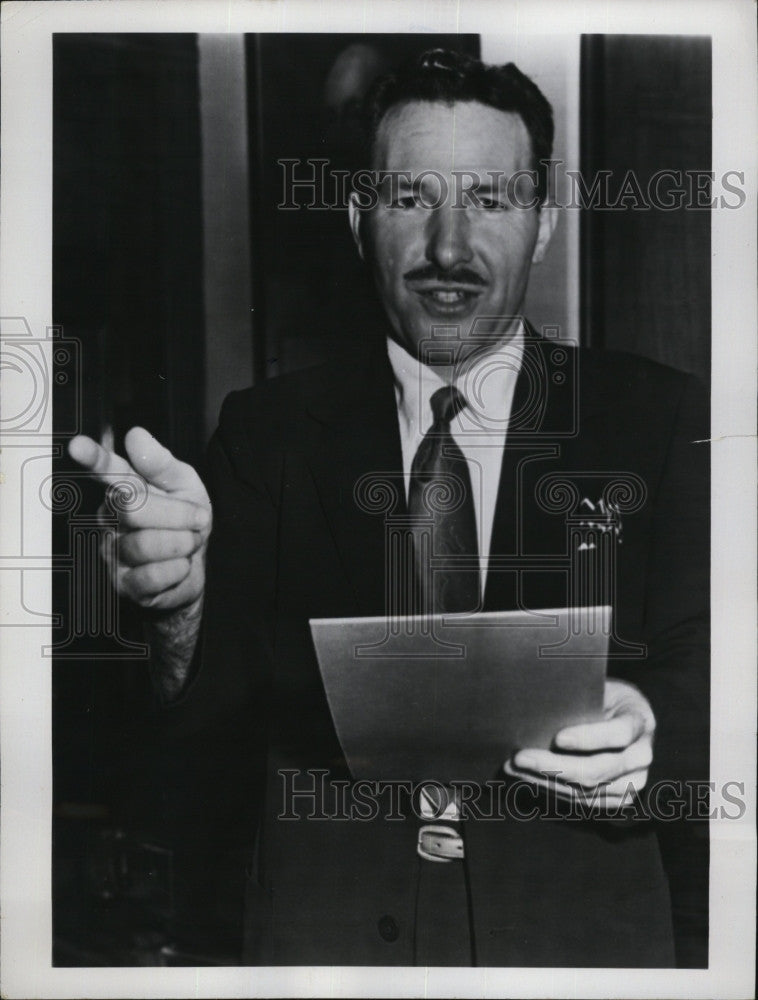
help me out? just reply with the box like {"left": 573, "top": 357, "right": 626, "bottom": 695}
{"left": 69, "top": 49, "right": 709, "bottom": 966}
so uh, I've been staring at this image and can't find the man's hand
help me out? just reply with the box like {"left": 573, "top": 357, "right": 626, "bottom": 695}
{"left": 69, "top": 427, "right": 211, "bottom": 610}
{"left": 68, "top": 427, "right": 212, "bottom": 699}
{"left": 504, "top": 679, "right": 655, "bottom": 809}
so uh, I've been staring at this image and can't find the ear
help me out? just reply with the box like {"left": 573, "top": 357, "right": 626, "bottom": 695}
{"left": 531, "top": 203, "right": 558, "bottom": 264}
{"left": 348, "top": 191, "right": 365, "bottom": 261}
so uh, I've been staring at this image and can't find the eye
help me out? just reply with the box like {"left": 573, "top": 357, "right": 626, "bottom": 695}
{"left": 393, "top": 195, "right": 420, "bottom": 210}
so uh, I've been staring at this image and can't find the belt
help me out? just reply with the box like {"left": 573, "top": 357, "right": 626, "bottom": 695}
{"left": 417, "top": 824, "right": 465, "bottom": 862}
{"left": 416, "top": 785, "right": 464, "bottom": 862}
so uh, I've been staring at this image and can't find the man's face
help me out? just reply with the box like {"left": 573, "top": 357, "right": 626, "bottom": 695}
{"left": 349, "top": 100, "right": 556, "bottom": 365}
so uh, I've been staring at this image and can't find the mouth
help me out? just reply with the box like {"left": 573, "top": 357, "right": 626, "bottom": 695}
{"left": 408, "top": 282, "right": 484, "bottom": 316}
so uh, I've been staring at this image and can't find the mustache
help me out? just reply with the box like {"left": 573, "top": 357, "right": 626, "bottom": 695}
{"left": 403, "top": 265, "right": 486, "bottom": 286}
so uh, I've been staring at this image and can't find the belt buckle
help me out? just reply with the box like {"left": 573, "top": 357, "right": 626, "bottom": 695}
{"left": 417, "top": 824, "right": 464, "bottom": 863}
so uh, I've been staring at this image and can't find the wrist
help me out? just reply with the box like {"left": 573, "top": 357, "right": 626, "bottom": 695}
{"left": 144, "top": 595, "right": 204, "bottom": 703}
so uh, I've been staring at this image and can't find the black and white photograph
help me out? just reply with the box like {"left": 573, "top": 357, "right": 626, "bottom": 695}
{"left": 0, "top": 1, "right": 755, "bottom": 997}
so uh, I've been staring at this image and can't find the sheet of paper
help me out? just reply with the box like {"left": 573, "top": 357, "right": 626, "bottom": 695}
{"left": 311, "top": 606, "right": 609, "bottom": 782}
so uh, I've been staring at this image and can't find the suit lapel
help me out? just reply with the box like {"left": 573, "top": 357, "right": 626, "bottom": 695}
{"left": 304, "top": 340, "right": 406, "bottom": 616}
{"left": 484, "top": 331, "right": 597, "bottom": 611}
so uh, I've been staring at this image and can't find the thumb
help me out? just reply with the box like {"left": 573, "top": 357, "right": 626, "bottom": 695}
{"left": 123, "top": 427, "right": 201, "bottom": 493}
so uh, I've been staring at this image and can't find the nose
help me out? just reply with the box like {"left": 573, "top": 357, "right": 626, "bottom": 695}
{"left": 424, "top": 202, "right": 473, "bottom": 272}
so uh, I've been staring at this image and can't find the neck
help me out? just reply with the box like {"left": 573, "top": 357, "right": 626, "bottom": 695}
{"left": 389, "top": 320, "right": 525, "bottom": 380}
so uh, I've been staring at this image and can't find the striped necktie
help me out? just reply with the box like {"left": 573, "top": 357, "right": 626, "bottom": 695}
{"left": 408, "top": 385, "right": 480, "bottom": 614}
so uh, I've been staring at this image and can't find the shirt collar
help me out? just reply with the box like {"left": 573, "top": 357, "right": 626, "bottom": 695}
{"left": 386, "top": 326, "right": 525, "bottom": 436}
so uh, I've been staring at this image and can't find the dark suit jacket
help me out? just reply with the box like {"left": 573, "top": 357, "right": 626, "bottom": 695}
{"left": 159, "top": 332, "right": 709, "bottom": 967}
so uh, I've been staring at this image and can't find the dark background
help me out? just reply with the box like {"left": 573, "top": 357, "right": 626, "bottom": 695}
{"left": 52, "top": 33, "right": 711, "bottom": 966}
{"left": 581, "top": 34, "right": 711, "bottom": 379}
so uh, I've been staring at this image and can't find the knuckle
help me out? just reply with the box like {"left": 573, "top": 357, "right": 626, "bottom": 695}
{"left": 101, "top": 536, "right": 120, "bottom": 572}
{"left": 170, "top": 532, "right": 190, "bottom": 558}
{"left": 142, "top": 592, "right": 165, "bottom": 611}
{"left": 118, "top": 534, "right": 140, "bottom": 564}
{"left": 591, "top": 754, "right": 617, "bottom": 784}
{"left": 118, "top": 508, "right": 137, "bottom": 530}
{"left": 182, "top": 530, "right": 199, "bottom": 555}
{"left": 107, "top": 560, "right": 122, "bottom": 588}
{"left": 160, "top": 533, "right": 177, "bottom": 558}
{"left": 571, "top": 776, "right": 594, "bottom": 790}
{"left": 135, "top": 563, "right": 160, "bottom": 592}
{"left": 130, "top": 533, "right": 148, "bottom": 562}
{"left": 148, "top": 563, "right": 167, "bottom": 590}
{"left": 574, "top": 765, "right": 604, "bottom": 789}
{"left": 579, "top": 775, "right": 607, "bottom": 791}
{"left": 118, "top": 570, "right": 136, "bottom": 601}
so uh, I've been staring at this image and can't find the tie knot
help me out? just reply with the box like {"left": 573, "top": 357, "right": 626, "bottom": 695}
{"left": 430, "top": 385, "right": 467, "bottom": 426}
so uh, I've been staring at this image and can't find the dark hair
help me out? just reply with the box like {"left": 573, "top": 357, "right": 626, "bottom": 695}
{"left": 363, "top": 47, "right": 555, "bottom": 202}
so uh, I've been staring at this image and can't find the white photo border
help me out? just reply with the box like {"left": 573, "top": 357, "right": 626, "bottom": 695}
{"left": 1, "top": 1, "right": 755, "bottom": 997}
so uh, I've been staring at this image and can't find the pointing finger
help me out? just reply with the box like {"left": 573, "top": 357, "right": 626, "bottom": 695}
{"left": 124, "top": 427, "right": 203, "bottom": 494}
{"left": 68, "top": 435, "right": 133, "bottom": 483}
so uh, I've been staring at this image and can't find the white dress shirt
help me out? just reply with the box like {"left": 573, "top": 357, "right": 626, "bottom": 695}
{"left": 386, "top": 327, "right": 525, "bottom": 596}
